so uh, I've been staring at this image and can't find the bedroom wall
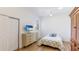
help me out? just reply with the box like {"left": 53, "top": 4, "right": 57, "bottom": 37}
{"left": 40, "top": 14, "right": 71, "bottom": 42}
{"left": 0, "top": 7, "right": 39, "bottom": 48}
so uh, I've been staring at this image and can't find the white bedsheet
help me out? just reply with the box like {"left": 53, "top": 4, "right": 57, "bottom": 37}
{"left": 38, "top": 36, "right": 64, "bottom": 51}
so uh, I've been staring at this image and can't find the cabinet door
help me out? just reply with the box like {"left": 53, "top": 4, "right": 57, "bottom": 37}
{"left": 71, "top": 14, "right": 77, "bottom": 51}
{"left": 77, "top": 13, "right": 79, "bottom": 49}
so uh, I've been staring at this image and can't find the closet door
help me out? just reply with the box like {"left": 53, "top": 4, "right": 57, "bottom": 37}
{"left": 0, "top": 15, "right": 18, "bottom": 51}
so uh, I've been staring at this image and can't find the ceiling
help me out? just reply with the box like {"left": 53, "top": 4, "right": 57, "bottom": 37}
{"left": 28, "top": 7, "right": 74, "bottom": 17}
{"left": 0, "top": 7, "right": 74, "bottom": 18}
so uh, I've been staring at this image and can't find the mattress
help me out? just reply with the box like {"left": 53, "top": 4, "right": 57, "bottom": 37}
{"left": 38, "top": 36, "right": 64, "bottom": 51}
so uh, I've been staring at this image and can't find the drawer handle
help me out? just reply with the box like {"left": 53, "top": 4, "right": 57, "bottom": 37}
{"left": 74, "top": 26, "right": 77, "bottom": 29}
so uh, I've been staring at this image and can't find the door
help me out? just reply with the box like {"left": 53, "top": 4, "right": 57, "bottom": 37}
{"left": 0, "top": 15, "right": 18, "bottom": 51}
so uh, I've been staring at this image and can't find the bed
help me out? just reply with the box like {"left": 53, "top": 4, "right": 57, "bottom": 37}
{"left": 38, "top": 34, "right": 64, "bottom": 51}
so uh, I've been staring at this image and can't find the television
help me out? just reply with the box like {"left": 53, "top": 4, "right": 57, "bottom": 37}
{"left": 24, "top": 24, "right": 33, "bottom": 31}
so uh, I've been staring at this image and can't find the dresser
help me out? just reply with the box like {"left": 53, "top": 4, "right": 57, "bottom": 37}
{"left": 22, "top": 31, "right": 38, "bottom": 47}
{"left": 70, "top": 7, "right": 79, "bottom": 51}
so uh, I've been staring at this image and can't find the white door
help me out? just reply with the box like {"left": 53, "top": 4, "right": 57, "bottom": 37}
{"left": 0, "top": 15, "right": 18, "bottom": 51}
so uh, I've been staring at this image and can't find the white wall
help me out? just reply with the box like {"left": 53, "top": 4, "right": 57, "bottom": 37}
{"left": 0, "top": 7, "right": 39, "bottom": 48}
{"left": 40, "top": 14, "right": 71, "bottom": 42}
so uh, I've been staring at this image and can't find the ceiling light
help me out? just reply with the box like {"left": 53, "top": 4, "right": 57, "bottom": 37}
{"left": 50, "top": 14, "right": 53, "bottom": 16}
{"left": 58, "top": 7, "right": 63, "bottom": 10}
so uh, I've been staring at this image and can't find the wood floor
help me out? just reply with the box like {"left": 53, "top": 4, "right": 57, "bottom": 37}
{"left": 17, "top": 41, "right": 71, "bottom": 51}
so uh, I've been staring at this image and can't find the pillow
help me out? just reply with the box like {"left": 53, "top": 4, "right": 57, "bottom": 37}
{"left": 49, "top": 33, "right": 57, "bottom": 37}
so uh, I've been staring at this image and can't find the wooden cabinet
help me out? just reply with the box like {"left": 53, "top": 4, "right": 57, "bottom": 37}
{"left": 70, "top": 7, "right": 79, "bottom": 51}
{"left": 22, "top": 31, "right": 38, "bottom": 47}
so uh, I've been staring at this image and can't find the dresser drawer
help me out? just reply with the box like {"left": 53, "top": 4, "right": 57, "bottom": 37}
{"left": 26, "top": 34, "right": 32, "bottom": 37}
{"left": 26, "top": 36, "right": 32, "bottom": 40}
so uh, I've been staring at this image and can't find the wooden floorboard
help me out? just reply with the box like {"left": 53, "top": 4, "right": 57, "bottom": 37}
{"left": 17, "top": 41, "right": 71, "bottom": 51}
{"left": 17, "top": 42, "right": 59, "bottom": 51}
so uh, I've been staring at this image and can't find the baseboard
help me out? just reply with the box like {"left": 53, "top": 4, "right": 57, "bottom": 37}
{"left": 63, "top": 40, "right": 71, "bottom": 43}
{"left": 14, "top": 48, "right": 20, "bottom": 51}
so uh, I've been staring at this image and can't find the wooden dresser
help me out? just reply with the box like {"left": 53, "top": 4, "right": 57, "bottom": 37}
{"left": 70, "top": 7, "right": 79, "bottom": 51}
{"left": 22, "top": 31, "right": 38, "bottom": 47}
